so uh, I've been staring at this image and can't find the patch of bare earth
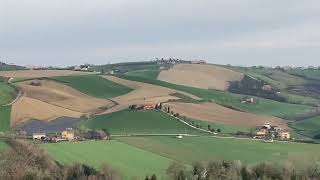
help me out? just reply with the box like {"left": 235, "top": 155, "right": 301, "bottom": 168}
{"left": 158, "top": 64, "right": 244, "bottom": 91}
{"left": 11, "top": 80, "right": 115, "bottom": 126}
{"left": 11, "top": 96, "right": 83, "bottom": 127}
{"left": 99, "top": 76, "right": 201, "bottom": 114}
{"left": 164, "top": 102, "right": 288, "bottom": 129}
{"left": 0, "top": 70, "right": 94, "bottom": 79}
{"left": 16, "top": 80, "right": 114, "bottom": 113}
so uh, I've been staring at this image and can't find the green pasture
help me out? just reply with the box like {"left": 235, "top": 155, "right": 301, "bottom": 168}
{"left": 0, "top": 141, "right": 8, "bottom": 151}
{"left": 50, "top": 75, "right": 132, "bottom": 98}
{"left": 42, "top": 140, "right": 171, "bottom": 179}
{"left": 191, "top": 119, "right": 252, "bottom": 134}
{"left": 117, "top": 136, "right": 320, "bottom": 165}
{"left": 292, "top": 116, "right": 320, "bottom": 138}
{"left": 0, "top": 81, "right": 14, "bottom": 106}
{"left": 83, "top": 109, "right": 207, "bottom": 135}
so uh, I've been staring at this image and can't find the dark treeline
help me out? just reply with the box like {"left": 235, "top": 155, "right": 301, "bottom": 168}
{"left": 1, "top": 138, "right": 320, "bottom": 180}
{"left": 228, "top": 75, "right": 286, "bottom": 102}
{"left": 166, "top": 159, "right": 320, "bottom": 180}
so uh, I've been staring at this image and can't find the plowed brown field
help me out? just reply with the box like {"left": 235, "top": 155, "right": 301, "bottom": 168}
{"left": 164, "top": 102, "right": 287, "bottom": 128}
{"left": 158, "top": 64, "right": 244, "bottom": 91}
{"left": 11, "top": 96, "right": 83, "bottom": 127}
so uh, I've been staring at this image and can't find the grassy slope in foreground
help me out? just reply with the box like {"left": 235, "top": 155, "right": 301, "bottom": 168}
{"left": 119, "top": 75, "right": 313, "bottom": 119}
{"left": 83, "top": 109, "right": 208, "bottom": 135}
{"left": 50, "top": 75, "right": 132, "bottom": 99}
{"left": 117, "top": 136, "right": 320, "bottom": 165}
{"left": 292, "top": 116, "right": 320, "bottom": 138}
{"left": 42, "top": 140, "right": 171, "bottom": 179}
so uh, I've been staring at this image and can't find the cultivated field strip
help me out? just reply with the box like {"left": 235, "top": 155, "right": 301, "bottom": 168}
{"left": 164, "top": 102, "right": 288, "bottom": 128}
{"left": 158, "top": 64, "right": 244, "bottom": 91}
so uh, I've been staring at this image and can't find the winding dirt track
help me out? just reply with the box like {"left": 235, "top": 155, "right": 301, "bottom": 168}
{"left": 164, "top": 102, "right": 288, "bottom": 129}
{"left": 158, "top": 64, "right": 244, "bottom": 91}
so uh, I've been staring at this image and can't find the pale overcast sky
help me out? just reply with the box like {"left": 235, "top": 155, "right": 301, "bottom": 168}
{"left": 0, "top": 0, "right": 319, "bottom": 66}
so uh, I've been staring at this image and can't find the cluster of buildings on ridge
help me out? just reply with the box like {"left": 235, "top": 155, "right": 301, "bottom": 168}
{"left": 154, "top": 58, "right": 206, "bottom": 65}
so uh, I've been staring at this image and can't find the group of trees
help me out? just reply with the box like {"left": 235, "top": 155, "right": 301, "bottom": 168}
{"left": 0, "top": 138, "right": 119, "bottom": 180}
{"left": 166, "top": 158, "right": 320, "bottom": 180}
{"left": 228, "top": 75, "right": 286, "bottom": 102}
{"left": 164, "top": 106, "right": 222, "bottom": 133}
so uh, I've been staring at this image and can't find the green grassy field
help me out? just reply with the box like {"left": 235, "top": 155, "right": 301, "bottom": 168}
{"left": 0, "top": 106, "right": 11, "bottom": 132}
{"left": 42, "top": 140, "right": 172, "bottom": 179}
{"left": 118, "top": 75, "right": 314, "bottom": 119}
{"left": 82, "top": 109, "right": 208, "bottom": 135}
{"left": 0, "top": 81, "right": 14, "bottom": 106}
{"left": 50, "top": 75, "right": 132, "bottom": 99}
{"left": 292, "top": 116, "right": 320, "bottom": 138}
{"left": 117, "top": 136, "right": 320, "bottom": 165}
{"left": 125, "top": 69, "right": 160, "bottom": 79}
{"left": 287, "top": 69, "right": 320, "bottom": 81}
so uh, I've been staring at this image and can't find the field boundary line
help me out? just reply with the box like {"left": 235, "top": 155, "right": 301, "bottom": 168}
{"left": 160, "top": 110, "right": 216, "bottom": 135}
{"left": 2, "top": 90, "right": 22, "bottom": 107}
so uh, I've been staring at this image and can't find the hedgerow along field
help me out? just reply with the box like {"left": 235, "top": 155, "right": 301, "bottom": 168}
{"left": 82, "top": 109, "right": 209, "bottom": 135}
{"left": 49, "top": 75, "right": 132, "bottom": 99}
{"left": 42, "top": 140, "right": 172, "bottom": 179}
{"left": 117, "top": 74, "right": 314, "bottom": 120}
{"left": 287, "top": 69, "right": 320, "bottom": 81}
{"left": 116, "top": 136, "right": 320, "bottom": 165}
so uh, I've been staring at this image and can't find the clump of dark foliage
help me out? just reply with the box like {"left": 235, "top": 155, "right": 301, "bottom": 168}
{"left": 229, "top": 75, "right": 286, "bottom": 102}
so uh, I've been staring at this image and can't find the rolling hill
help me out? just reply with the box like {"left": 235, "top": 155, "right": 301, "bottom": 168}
{"left": 158, "top": 64, "right": 244, "bottom": 91}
